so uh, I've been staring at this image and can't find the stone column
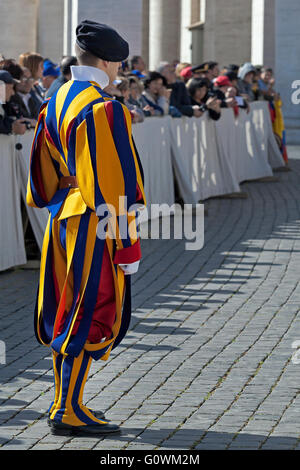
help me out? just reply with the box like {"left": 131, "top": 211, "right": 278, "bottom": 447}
{"left": 37, "top": 0, "right": 64, "bottom": 62}
{"left": 0, "top": 0, "right": 38, "bottom": 59}
{"left": 180, "top": 0, "right": 193, "bottom": 64}
{"left": 202, "top": 0, "right": 252, "bottom": 65}
{"left": 65, "top": 0, "right": 144, "bottom": 59}
{"left": 251, "top": 0, "right": 275, "bottom": 69}
{"left": 63, "top": 0, "right": 73, "bottom": 56}
{"left": 141, "top": 0, "right": 150, "bottom": 68}
{"left": 275, "top": 0, "right": 300, "bottom": 144}
{"left": 148, "top": 0, "right": 181, "bottom": 69}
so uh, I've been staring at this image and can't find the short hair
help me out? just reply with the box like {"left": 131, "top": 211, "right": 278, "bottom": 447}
{"left": 60, "top": 55, "right": 78, "bottom": 76}
{"left": 131, "top": 55, "right": 141, "bottom": 70}
{"left": 74, "top": 43, "right": 99, "bottom": 66}
{"left": 19, "top": 52, "right": 43, "bottom": 79}
{"left": 175, "top": 62, "right": 191, "bottom": 78}
{"left": 156, "top": 61, "right": 170, "bottom": 75}
{"left": 186, "top": 78, "right": 209, "bottom": 98}
{"left": 143, "top": 71, "right": 167, "bottom": 89}
{"left": 207, "top": 61, "right": 218, "bottom": 70}
{"left": 128, "top": 75, "right": 143, "bottom": 92}
{"left": 261, "top": 67, "right": 273, "bottom": 74}
{"left": 227, "top": 64, "right": 239, "bottom": 72}
{"left": 116, "top": 76, "right": 129, "bottom": 92}
{"left": 225, "top": 71, "right": 238, "bottom": 82}
{"left": 0, "top": 58, "right": 23, "bottom": 80}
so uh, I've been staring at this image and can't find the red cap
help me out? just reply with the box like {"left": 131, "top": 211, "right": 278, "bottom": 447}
{"left": 180, "top": 66, "right": 193, "bottom": 79}
{"left": 214, "top": 75, "right": 232, "bottom": 87}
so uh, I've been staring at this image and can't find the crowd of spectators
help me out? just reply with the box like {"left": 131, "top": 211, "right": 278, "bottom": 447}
{"left": 0, "top": 50, "right": 282, "bottom": 136}
{"left": 0, "top": 51, "right": 286, "bottom": 261}
{"left": 0, "top": 53, "right": 78, "bottom": 135}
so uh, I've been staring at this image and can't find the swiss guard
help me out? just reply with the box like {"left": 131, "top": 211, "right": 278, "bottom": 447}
{"left": 26, "top": 20, "right": 146, "bottom": 436}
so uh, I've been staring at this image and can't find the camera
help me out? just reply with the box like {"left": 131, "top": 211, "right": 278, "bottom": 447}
{"left": 199, "top": 104, "right": 208, "bottom": 113}
{"left": 206, "top": 90, "right": 218, "bottom": 99}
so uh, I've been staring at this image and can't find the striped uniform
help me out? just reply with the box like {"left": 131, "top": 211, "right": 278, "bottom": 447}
{"left": 26, "top": 78, "right": 146, "bottom": 426}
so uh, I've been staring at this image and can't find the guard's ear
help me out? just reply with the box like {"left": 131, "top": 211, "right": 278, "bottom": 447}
{"left": 101, "top": 60, "right": 109, "bottom": 69}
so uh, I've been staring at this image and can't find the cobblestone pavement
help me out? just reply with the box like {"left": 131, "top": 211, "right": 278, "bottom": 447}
{"left": 1, "top": 147, "right": 300, "bottom": 450}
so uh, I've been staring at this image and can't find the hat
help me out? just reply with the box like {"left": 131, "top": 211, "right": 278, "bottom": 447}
{"left": 131, "top": 69, "right": 145, "bottom": 79}
{"left": 180, "top": 66, "right": 192, "bottom": 80}
{"left": 191, "top": 63, "right": 209, "bottom": 74}
{"left": 76, "top": 20, "right": 129, "bottom": 62}
{"left": 43, "top": 60, "right": 60, "bottom": 77}
{"left": 0, "top": 70, "right": 18, "bottom": 85}
{"left": 214, "top": 75, "right": 232, "bottom": 87}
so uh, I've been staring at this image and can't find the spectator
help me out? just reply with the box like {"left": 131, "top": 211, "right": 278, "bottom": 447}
{"left": 206, "top": 61, "right": 220, "bottom": 82}
{"left": 237, "top": 62, "right": 256, "bottom": 102}
{"left": 258, "top": 67, "right": 278, "bottom": 101}
{"left": 180, "top": 66, "right": 193, "bottom": 83}
{"left": 19, "top": 52, "right": 44, "bottom": 103}
{"left": 0, "top": 70, "right": 26, "bottom": 135}
{"left": 127, "top": 76, "right": 151, "bottom": 118}
{"left": 115, "top": 77, "right": 144, "bottom": 122}
{"left": 191, "top": 61, "right": 220, "bottom": 83}
{"left": 41, "top": 59, "right": 60, "bottom": 93}
{"left": 8, "top": 66, "right": 40, "bottom": 122}
{"left": 0, "top": 60, "right": 38, "bottom": 123}
{"left": 0, "top": 58, "right": 23, "bottom": 80}
{"left": 121, "top": 60, "right": 130, "bottom": 74}
{"left": 46, "top": 56, "right": 77, "bottom": 98}
{"left": 158, "top": 62, "right": 202, "bottom": 117}
{"left": 227, "top": 64, "right": 240, "bottom": 73}
{"left": 190, "top": 63, "right": 209, "bottom": 79}
{"left": 130, "top": 55, "right": 146, "bottom": 78}
{"left": 213, "top": 75, "right": 238, "bottom": 108}
{"left": 224, "top": 70, "right": 238, "bottom": 88}
{"left": 186, "top": 78, "right": 222, "bottom": 120}
{"left": 175, "top": 62, "right": 191, "bottom": 80}
{"left": 140, "top": 71, "right": 170, "bottom": 116}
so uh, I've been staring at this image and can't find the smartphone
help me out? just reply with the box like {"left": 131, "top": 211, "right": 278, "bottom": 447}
{"left": 235, "top": 96, "right": 244, "bottom": 106}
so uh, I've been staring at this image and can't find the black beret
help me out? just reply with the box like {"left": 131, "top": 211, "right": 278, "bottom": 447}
{"left": 76, "top": 20, "right": 129, "bottom": 62}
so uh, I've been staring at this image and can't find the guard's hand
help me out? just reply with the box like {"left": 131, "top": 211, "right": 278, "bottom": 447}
{"left": 119, "top": 260, "right": 140, "bottom": 275}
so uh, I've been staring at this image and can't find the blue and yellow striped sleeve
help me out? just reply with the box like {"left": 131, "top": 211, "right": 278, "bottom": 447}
{"left": 26, "top": 101, "right": 60, "bottom": 209}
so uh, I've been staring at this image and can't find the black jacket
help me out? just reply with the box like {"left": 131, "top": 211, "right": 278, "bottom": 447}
{"left": 8, "top": 91, "right": 41, "bottom": 120}
{"left": 169, "top": 81, "right": 194, "bottom": 117}
{"left": 0, "top": 104, "right": 13, "bottom": 135}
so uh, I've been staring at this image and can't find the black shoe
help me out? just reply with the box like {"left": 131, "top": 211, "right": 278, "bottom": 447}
{"left": 49, "top": 420, "right": 120, "bottom": 436}
{"left": 47, "top": 409, "right": 106, "bottom": 426}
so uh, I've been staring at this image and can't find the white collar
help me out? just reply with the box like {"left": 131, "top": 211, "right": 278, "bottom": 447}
{"left": 71, "top": 65, "right": 109, "bottom": 89}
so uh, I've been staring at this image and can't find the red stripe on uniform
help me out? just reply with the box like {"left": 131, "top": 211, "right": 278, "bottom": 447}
{"left": 104, "top": 101, "right": 114, "bottom": 133}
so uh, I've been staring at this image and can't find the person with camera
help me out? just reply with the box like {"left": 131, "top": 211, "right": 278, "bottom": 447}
{"left": 186, "top": 78, "right": 222, "bottom": 121}
{"left": 158, "top": 62, "right": 203, "bottom": 117}
{"left": 0, "top": 70, "right": 27, "bottom": 135}
{"left": 8, "top": 66, "right": 40, "bottom": 126}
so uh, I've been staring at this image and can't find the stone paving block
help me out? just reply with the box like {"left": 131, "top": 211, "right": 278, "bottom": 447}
{"left": 1, "top": 154, "right": 300, "bottom": 448}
